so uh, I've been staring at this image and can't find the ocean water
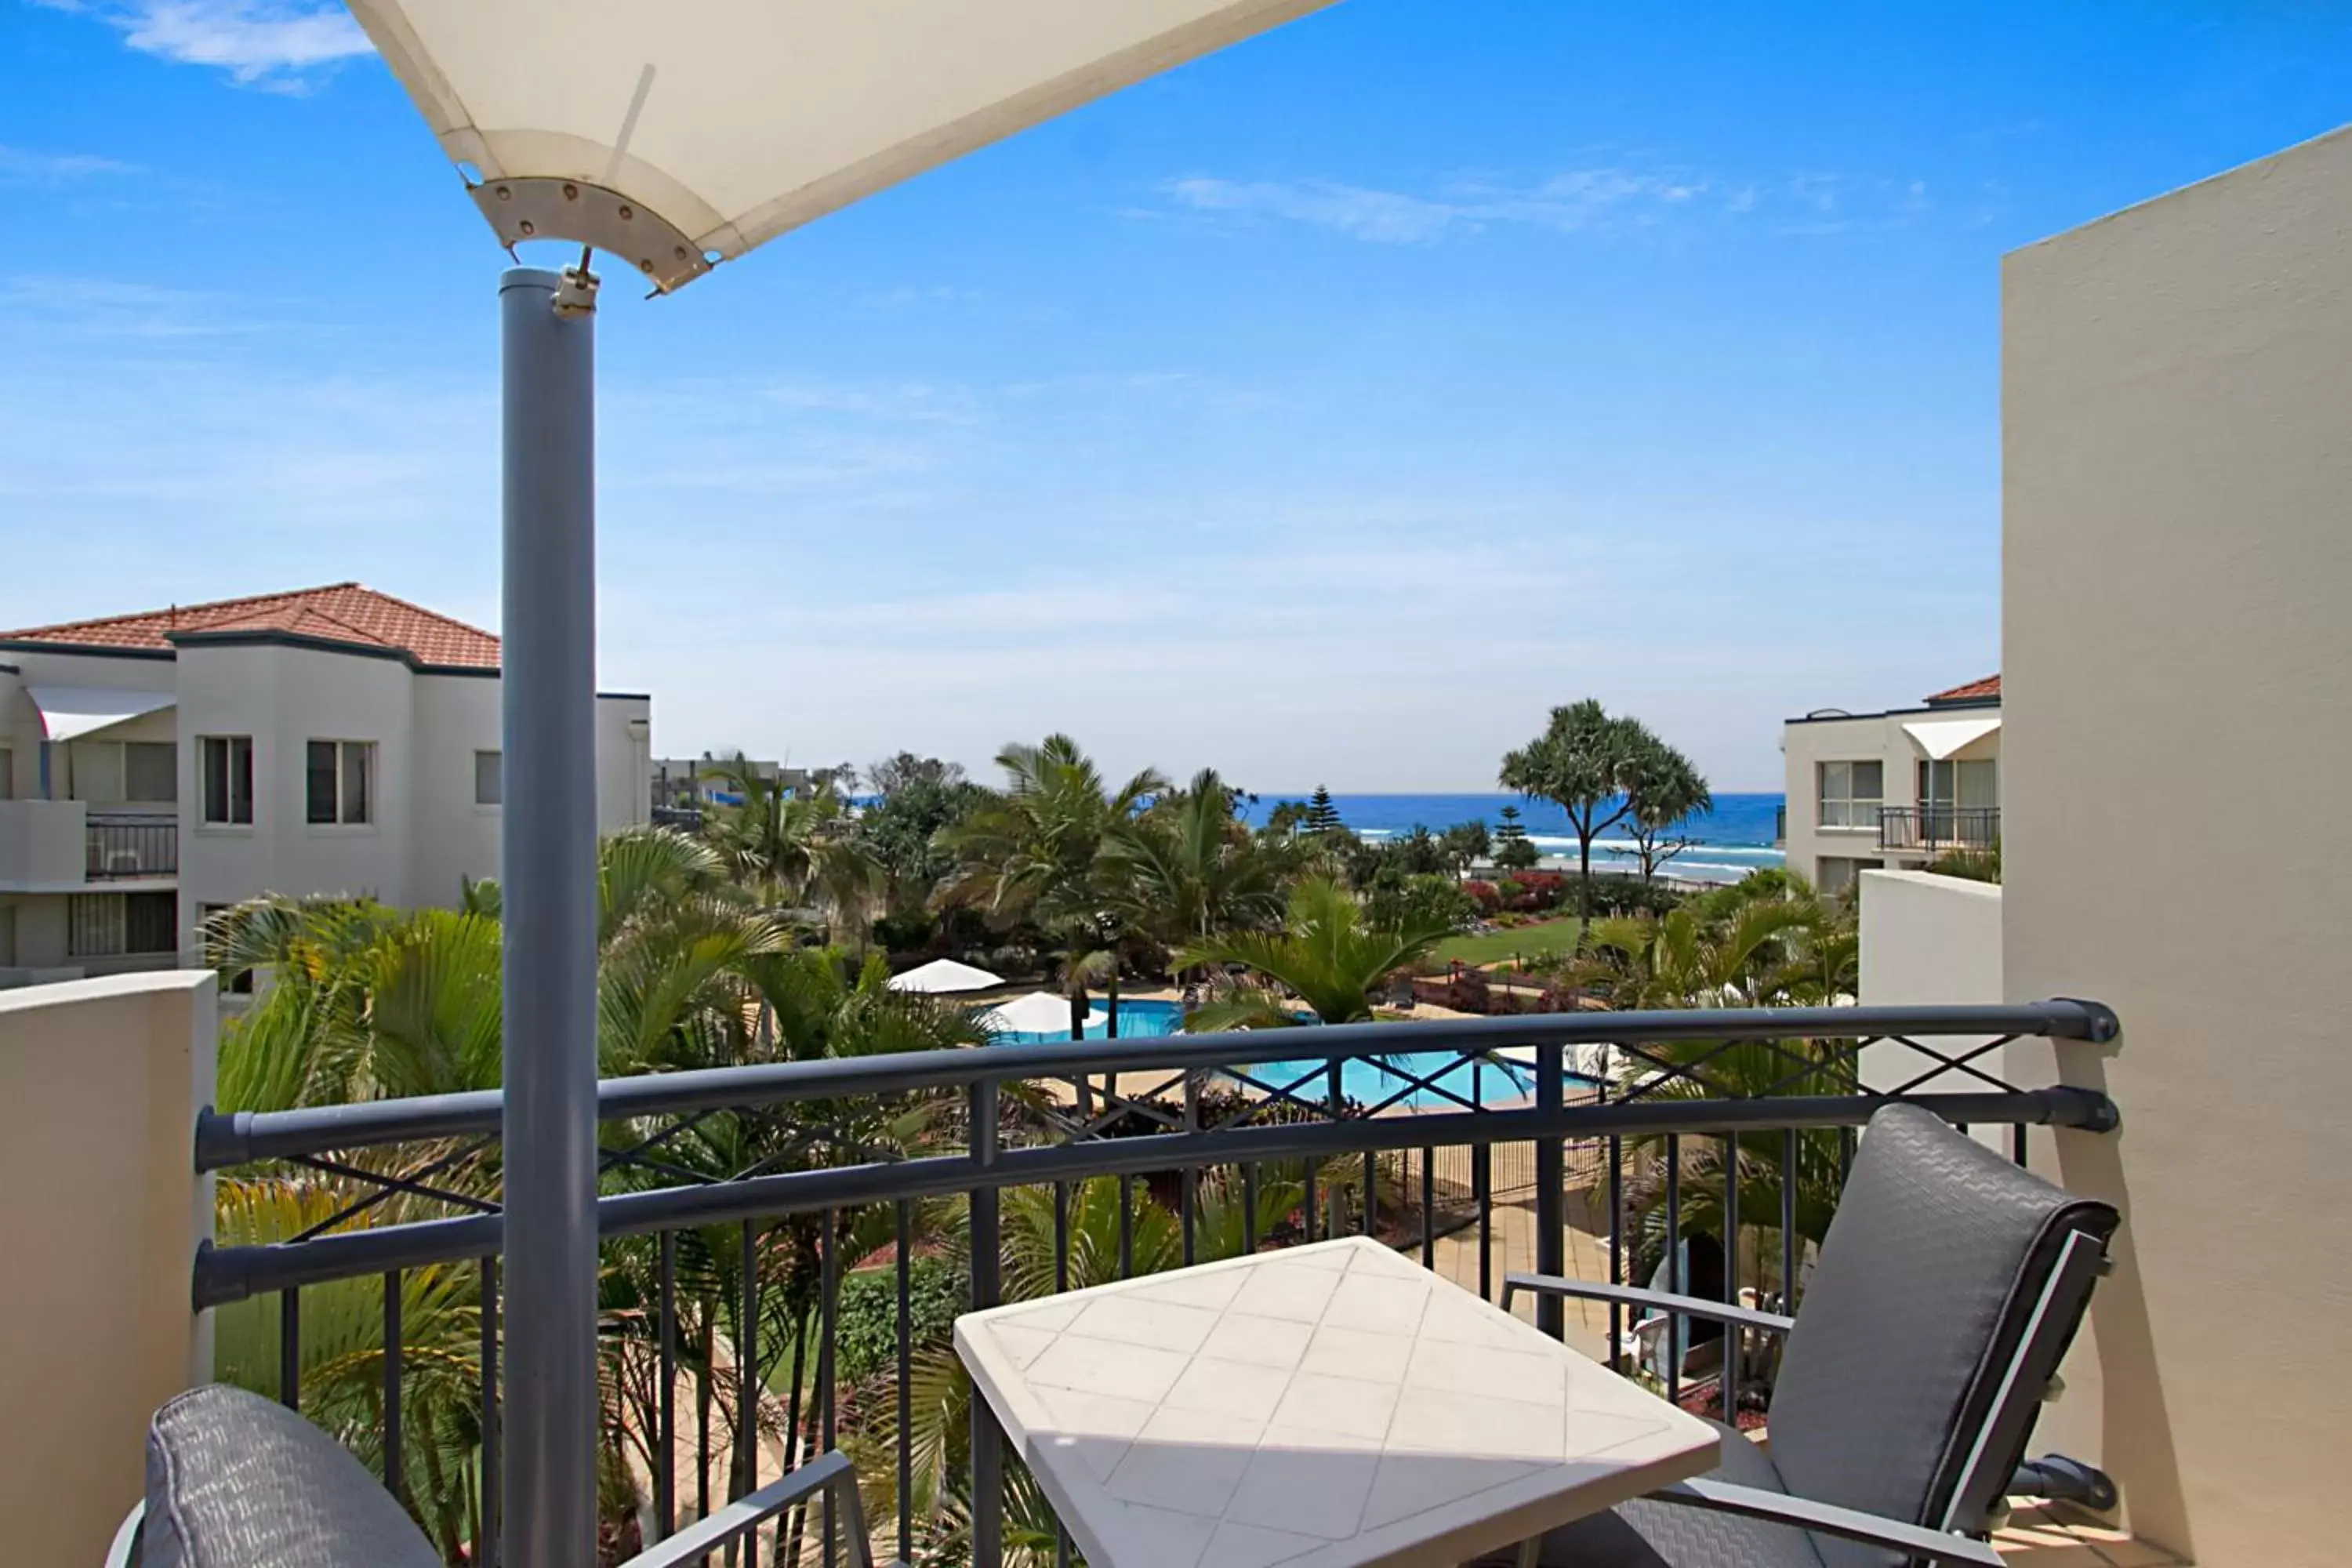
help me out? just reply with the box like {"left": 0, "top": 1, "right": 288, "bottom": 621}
{"left": 1237, "top": 791, "right": 1784, "bottom": 886}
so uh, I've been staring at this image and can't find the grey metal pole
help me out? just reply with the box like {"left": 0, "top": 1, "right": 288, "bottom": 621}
{"left": 499, "top": 263, "right": 601, "bottom": 1568}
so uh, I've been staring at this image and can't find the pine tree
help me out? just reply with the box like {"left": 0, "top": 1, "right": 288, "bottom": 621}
{"left": 1302, "top": 785, "right": 1344, "bottom": 836}
{"left": 1494, "top": 804, "right": 1528, "bottom": 846}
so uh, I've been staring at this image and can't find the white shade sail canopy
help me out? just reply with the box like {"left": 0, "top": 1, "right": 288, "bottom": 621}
{"left": 24, "top": 687, "right": 176, "bottom": 743}
{"left": 348, "top": 0, "right": 1337, "bottom": 290}
{"left": 1902, "top": 715, "right": 2002, "bottom": 761}
{"left": 977, "top": 991, "right": 1106, "bottom": 1036}
{"left": 887, "top": 957, "right": 1004, "bottom": 995}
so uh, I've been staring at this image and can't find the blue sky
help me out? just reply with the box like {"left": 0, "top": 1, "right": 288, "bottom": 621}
{"left": 4, "top": 2, "right": 2348, "bottom": 792}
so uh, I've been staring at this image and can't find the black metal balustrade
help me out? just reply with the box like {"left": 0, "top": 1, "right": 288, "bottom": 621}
{"left": 191, "top": 1001, "right": 2118, "bottom": 1568}
{"left": 1878, "top": 805, "right": 2002, "bottom": 852}
{"left": 85, "top": 812, "right": 176, "bottom": 878}
{"left": 650, "top": 806, "right": 706, "bottom": 833}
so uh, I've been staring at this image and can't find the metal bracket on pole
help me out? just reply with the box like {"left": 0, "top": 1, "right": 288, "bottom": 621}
{"left": 554, "top": 265, "right": 600, "bottom": 317}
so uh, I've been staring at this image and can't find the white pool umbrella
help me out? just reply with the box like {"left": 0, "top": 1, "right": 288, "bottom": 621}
{"left": 978, "top": 992, "right": 1108, "bottom": 1035}
{"left": 889, "top": 958, "right": 1004, "bottom": 994}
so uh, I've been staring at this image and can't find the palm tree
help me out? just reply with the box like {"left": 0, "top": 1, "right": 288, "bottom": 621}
{"left": 1107, "top": 766, "right": 1288, "bottom": 955}
{"left": 938, "top": 735, "right": 1167, "bottom": 1024}
{"left": 699, "top": 753, "right": 882, "bottom": 943}
{"left": 1560, "top": 873, "right": 1860, "bottom": 1294}
{"left": 1176, "top": 876, "right": 1455, "bottom": 1029}
{"left": 198, "top": 829, "right": 984, "bottom": 1560}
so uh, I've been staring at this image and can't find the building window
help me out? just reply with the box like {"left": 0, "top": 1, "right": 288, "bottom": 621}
{"left": 474, "top": 750, "right": 503, "bottom": 807}
{"left": 124, "top": 741, "right": 177, "bottom": 804}
{"left": 1817, "top": 760, "right": 1884, "bottom": 829}
{"left": 0, "top": 745, "right": 13, "bottom": 800}
{"left": 201, "top": 736, "right": 254, "bottom": 825}
{"left": 307, "top": 740, "right": 373, "bottom": 826}
{"left": 67, "top": 891, "right": 177, "bottom": 957}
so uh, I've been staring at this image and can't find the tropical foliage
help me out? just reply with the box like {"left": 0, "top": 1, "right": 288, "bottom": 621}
{"left": 1177, "top": 875, "right": 1457, "bottom": 1029}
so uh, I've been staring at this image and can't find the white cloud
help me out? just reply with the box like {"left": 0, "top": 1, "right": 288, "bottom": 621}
{"left": 1163, "top": 165, "right": 1713, "bottom": 244}
{"left": 0, "top": 144, "right": 141, "bottom": 184}
{"left": 65, "top": 2, "right": 373, "bottom": 88}
{"left": 1161, "top": 165, "right": 1935, "bottom": 246}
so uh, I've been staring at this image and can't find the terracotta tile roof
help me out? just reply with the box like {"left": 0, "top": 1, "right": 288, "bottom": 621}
{"left": 1925, "top": 673, "right": 2001, "bottom": 704}
{"left": 0, "top": 583, "right": 501, "bottom": 670}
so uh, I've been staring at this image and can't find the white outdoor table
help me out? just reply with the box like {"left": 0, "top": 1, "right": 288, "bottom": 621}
{"left": 955, "top": 1236, "right": 1720, "bottom": 1568}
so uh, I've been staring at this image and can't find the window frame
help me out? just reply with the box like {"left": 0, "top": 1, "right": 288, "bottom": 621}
{"left": 1817, "top": 759, "right": 1886, "bottom": 830}
{"left": 199, "top": 735, "right": 255, "bottom": 827}
{"left": 474, "top": 749, "right": 503, "bottom": 808}
{"left": 306, "top": 739, "right": 376, "bottom": 827}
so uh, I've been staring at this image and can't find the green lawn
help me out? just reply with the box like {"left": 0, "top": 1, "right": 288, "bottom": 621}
{"left": 1430, "top": 917, "right": 1585, "bottom": 967}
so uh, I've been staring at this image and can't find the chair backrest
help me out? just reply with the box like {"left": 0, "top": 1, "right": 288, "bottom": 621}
{"left": 142, "top": 1384, "right": 441, "bottom": 1568}
{"left": 1766, "top": 1105, "right": 2117, "bottom": 1568}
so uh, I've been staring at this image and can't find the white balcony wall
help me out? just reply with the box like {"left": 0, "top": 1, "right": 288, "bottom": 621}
{"left": 0, "top": 798, "right": 87, "bottom": 887}
{"left": 1855, "top": 869, "right": 2007, "bottom": 1152}
{"left": 0, "top": 970, "right": 216, "bottom": 1564}
{"left": 2005, "top": 123, "right": 2352, "bottom": 1566}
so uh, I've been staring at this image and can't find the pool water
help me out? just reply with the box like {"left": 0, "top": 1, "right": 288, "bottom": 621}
{"left": 989, "top": 999, "right": 1537, "bottom": 1107}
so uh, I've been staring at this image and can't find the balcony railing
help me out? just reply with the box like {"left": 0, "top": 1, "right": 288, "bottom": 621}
{"left": 650, "top": 805, "right": 706, "bottom": 832}
{"left": 84, "top": 812, "right": 176, "bottom": 880}
{"left": 191, "top": 1000, "right": 2118, "bottom": 1568}
{"left": 1878, "top": 805, "right": 2001, "bottom": 853}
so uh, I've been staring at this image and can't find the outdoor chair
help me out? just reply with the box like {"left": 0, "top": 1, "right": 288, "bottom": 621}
{"left": 1503, "top": 1103, "right": 2119, "bottom": 1568}
{"left": 107, "top": 1382, "right": 886, "bottom": 1568}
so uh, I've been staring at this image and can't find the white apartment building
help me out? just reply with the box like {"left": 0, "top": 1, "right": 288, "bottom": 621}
{"left": 1780, "top": 673, "right": 2000, "bottom": 895}
{"left": 0, "top": 583, "right": 651, "bottom": 985}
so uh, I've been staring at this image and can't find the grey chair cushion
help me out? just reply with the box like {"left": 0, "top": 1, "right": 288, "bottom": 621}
{"left": 143, "top": 1384, "right": 441, "bottom": 1568}
{"left": 1764, "top": 1105, "right": 2116, "bottom": 1568}
{"left": 1537, "top": 1420, "right": 1822, "bottom": 1568}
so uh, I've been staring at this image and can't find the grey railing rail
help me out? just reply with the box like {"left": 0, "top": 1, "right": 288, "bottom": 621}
{"left": 193, "top": 999, "right": 2119, "bottom": 1568}
{"left": 194, "top": 1000, "right": 2114, "bottom": 1171}
{"left": 1880, "top": 805, "right": 2002, "bottom": 852}
{"left": 85, "top": 811, "right": 177, "bottom": 879}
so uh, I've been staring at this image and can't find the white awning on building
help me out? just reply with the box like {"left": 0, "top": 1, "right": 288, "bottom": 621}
{"left": 977, "top": 991, "right": 1107, "bottom": 1036}
{"left": 1901, "top": 715, "right": 2002, "bottom": 761}
{"left": 348, "top": 0, "right": 1337, "bottom": 291}
{"left": 888, "top": 958, "right": 1004, "bottom": 995}
{"left": 25, "top": 687, "right": 176, "bottom": 743}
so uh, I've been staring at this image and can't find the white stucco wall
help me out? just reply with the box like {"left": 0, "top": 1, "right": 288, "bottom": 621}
{"left": 597, "top": 694, "right": 652, "bottom": 836}
{"left": 409, "top": 672, "right": 506, "bottom": 907}
{"left": 1856, "top": 869, "right": 2007, "bottom": 1152}
{"left": 2004, "top": 124, "right": 2352, "bottom": 1566}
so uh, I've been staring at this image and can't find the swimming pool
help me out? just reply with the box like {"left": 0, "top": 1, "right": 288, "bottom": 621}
{"left": 989, "top": 1000, "right": 1539, "bottom": 1107}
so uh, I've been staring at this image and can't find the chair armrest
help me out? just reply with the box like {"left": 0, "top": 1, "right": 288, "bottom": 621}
{"left": 1501, "top": 1274, "right": 1796, "bottom": 1337}
{"left": 621, "top": 1450, "right": 879, "bottom": 1568}
{"left": 1647, "top": 1479, "right": 2004, "bottom": 1568}
{"left": 103, "top": 1501, "right": 143, "bottom": 1568}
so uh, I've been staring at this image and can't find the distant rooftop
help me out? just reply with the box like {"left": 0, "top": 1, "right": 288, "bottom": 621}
{"left": 1924, "top": 673, "right": 2002, "bottom": 705}
{"left": 0, "top": 583, "right": 500, "bottom": 671}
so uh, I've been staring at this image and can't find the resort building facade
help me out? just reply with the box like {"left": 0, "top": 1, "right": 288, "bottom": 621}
{"left": 1780, "top": 674, "right": 2002, "bottom": 894}
{"left": 0, "top": 584, "right": 652, "bottom": 985}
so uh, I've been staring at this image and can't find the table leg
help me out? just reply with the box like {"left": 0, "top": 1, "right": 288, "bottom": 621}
{"left": 1515, "top": 1537, "right": 1540, "bottom": 1568}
